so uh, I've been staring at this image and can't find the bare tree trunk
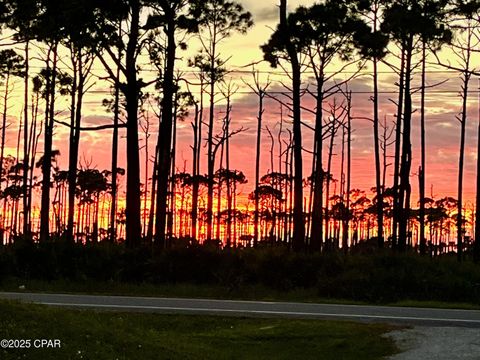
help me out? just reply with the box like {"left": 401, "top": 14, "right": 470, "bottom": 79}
{"left": 325, "top": 117, "right": 336, "bottom": 248}
{"left": 283, "top": 138, "right": 292, "bottom": 244}
{"left": 66, "top": 53, "right": 78, "bottom": 242}
{"left": 167, "top": 94, "right": 178, "bottom": 243}
{"left": 27, "top": 90, "right": 41, "bottom": 235}
{"left": 124, "top": 1, "right": 142, "bottom": 248}
{"left": 109, "top": 48, "right": 121, "bottom": 243}
{"left": 474, "top": 76, "right": 480, "bottom": 263}
{"left": 22, "top": 41, "right": 30, "bottom": 237}
{"left": 343, "top": 91, "right": 352, "bottom": 253}
{"left": 254, "top": 89, "right": 264, "bottom": 247}
{"left": 67, "top": 50, "right": 87, "bottom": 242}
{"left": 233, "top": 181, "right": 237, "bottom": 247}
{"left": 192, "top": 78, "right": 205, "bottom": 242}
{"left": 93, "top": 193, "right": 100, "bottom": 242}
{"left": 0, "top": 72, "right": 10, "bottom": 193}
{"left": 191, "top": 100, "right": 200, "bottom": 241}
{"left": 142, "top": 115, "right": 150, "bottom": 238}
{"left": 216, "top": 138, "right": 224, "bottom": 242}
{"left": 338, "top": 123, "right": 345, "bottom": 250}
{"left": 155, "top": 13, "right": 177, "bottom": 249}
{"left": 13, "top": 115, "right": 23, "bottom": 238}
{"left": 310, "top": 83, "right": 324, "bottom": 252}
{"left": 266, "top": 126, "right": 276, "bottom": 242}
{"left": 398, "top": 40, "right": 414, "bottom": 252}
{"left": 289, "top": 136, "right": 294, "bottom": 243}
{"left": 277, "top": 112, "right": 284, "bottom": 242}
{"left": 373, "top": 56, "right": 383, "bottom": 248}
{"left": 206, "top": 52, "right": 216, "bottom": 241}
{"left": 457, "top": 68, "right": 470, "bottom": 262}
{"left": 206, "top": 126, "right": 214, "bottom": 242}
{"left": 146, "top": 144, "right": 158, "bottom": 243}
{"left": 419, "top": 41, "right": 427, "bottom": 255}
{"left": 382, "top": 116, "right": 388, "bottom": 192}
{"left": 40, "top": 44, "right": 58, "bottom": 243}
{"left": 392, "top": 49, "right": 405, "bottom": 249}
{"left": 280, "top": 0, "right": 304, "bottom": 251}
{"left": 225, "top": 96, "right": 232, "bottom": 247}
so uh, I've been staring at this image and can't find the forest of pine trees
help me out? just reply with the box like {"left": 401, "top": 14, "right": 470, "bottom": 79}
{"left": 0, "top": 0, "right": 480, "bottom": 262}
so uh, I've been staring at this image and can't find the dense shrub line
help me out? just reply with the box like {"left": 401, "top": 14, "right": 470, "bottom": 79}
{"left": 1, "top": 241, "right": 479, "bottom": 303}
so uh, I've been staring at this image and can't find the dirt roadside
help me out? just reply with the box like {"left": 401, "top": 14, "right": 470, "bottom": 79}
{"left": 387, "top": 326, "right": 480, "bottom": 360}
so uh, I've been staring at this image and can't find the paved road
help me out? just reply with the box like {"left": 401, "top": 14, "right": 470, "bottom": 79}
{"left": 1, "top": 292, "right": 480, "bottom": 327}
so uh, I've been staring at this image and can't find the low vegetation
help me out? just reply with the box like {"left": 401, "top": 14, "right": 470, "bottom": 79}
{"left": 0, "top": 300, "right": 398, "bottom": 360}
{"left": 1, "top": 242, "right": 479, "bottom": 305}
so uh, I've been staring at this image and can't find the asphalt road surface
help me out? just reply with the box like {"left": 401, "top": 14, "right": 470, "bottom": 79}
{"left": 1, "top": 292, "right": 480, "bottom": 328}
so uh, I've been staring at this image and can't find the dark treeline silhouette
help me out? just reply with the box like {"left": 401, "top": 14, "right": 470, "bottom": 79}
{"left": 0, "top": 0, "right": 480, "bottom": 262}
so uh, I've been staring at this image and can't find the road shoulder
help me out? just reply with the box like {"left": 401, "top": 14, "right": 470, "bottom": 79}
{"left": 386, "top": 326, "right": 480, "bottom": 360}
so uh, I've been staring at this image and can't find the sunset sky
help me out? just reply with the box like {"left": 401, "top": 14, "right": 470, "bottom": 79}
{"left": 3, "top": 0, "right": 480, "bottom": 214}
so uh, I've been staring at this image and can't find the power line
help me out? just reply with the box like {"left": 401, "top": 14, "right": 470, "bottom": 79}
{"left": 24, "top": 65, "right": 471, "bottom": 76}
{"left": 83, "top": 89, "right": 480, "bottom": 95}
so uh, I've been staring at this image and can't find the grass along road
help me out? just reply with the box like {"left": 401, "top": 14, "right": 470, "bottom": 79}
{"left": 0, "top": 300, "right": 398, "bottom": 360}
